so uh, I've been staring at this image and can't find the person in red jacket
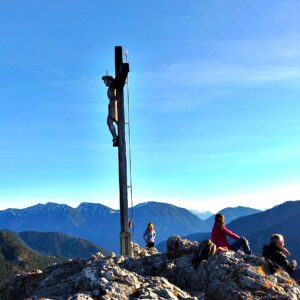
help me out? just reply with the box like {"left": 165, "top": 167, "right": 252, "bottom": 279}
{"left": 211, "top": 213, "right": 252, "bottom": 254}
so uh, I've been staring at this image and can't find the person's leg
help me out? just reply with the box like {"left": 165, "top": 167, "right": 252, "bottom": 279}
{"left": 147, "top": 242, "right": 154, "bottom": 248}
{"left": 230, "top": 237, "right": 252, "bottom": 254}
{"left": 107, "top": 117, "right": 118, "bottom": 142}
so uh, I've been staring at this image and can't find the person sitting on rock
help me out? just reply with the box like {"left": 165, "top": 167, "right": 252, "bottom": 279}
{"left": 211, "top": 213, "right": 252, "bottom": 254}
{"left": 262, "top": 233, "right": 300, "bottom": 281}
{"left": 143, "top": 223, "right": 156, "bottom": 248}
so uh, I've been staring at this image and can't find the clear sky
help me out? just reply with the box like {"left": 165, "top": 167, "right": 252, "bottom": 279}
{"left": 0, "top": 1, "right": 300, "bottom": 212}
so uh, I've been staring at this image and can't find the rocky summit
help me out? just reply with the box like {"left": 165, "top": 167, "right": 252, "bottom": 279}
{"left": 0, "top": 236, "right": 299, "bottom": 300}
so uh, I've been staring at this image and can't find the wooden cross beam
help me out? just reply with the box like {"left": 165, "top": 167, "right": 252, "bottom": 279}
{"left": 114, "top": 47, "right": 129, "bottom": 89}
{"left": 114, "top": 46, "right": 131, "bottom": 256}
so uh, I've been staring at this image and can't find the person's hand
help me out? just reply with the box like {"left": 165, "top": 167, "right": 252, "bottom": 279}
{"left": 216, "top": 247, "right": 228, "bottom": 253}
{"left": 282, "top": 247, "right": 291, "bottom": 256}
{"left": 289, "top": 260, "right": 297, "bottom": 269}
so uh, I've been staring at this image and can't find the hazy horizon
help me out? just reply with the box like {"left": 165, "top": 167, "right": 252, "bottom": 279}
{"left": 0, "top": 198, "right": 297, "bottom": 214}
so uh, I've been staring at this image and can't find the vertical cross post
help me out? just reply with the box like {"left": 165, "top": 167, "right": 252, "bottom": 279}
{"left": 114, "top": 46, "right": 131, "bottom": 256}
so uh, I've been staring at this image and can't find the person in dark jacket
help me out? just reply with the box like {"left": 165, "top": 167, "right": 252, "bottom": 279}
{"left": 263, "top": 233, "right": 300, "bottom": 281}
{"left": 211, "top": 213, "right": 252, "bottom": 254}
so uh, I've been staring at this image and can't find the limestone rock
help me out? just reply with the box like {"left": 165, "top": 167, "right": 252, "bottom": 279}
{"left": 131, "top": 242, "right": 160, "bottom": 258}
{"left": 1, "top": 236, "right": 299, "bottom": 299}
{"left": 123, "top": 236, "right": 300, "bottom": 299}
{"left": 167, "top": 235, "right": 198, "bottom": 258}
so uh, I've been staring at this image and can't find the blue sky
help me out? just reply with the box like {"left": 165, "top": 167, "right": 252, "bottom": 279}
{"left": 0, "top": 1, "right": 300, "bottom": 212}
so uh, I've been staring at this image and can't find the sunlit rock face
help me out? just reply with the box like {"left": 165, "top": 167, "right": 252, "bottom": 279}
{"left": 1, "top": 236, "right": 299, "bottom": 300}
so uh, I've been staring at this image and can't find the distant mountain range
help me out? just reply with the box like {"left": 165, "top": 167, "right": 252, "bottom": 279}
{"left": 203, "top": 206, "right": 261, "bottom": 228}
{"left": 158, "top": 200, "right": 300, "bottom": 264}
{"left": 189, "top": 210, "right": 213, "bottom": 220}
{"left": 2, "top": 200, "right": 298, "bottom": 263}
{"left": 0, "top": 201, "right": 210, "bottom": 252}
{"left": 131, "top": 202, "right": 210, "bottom": 247}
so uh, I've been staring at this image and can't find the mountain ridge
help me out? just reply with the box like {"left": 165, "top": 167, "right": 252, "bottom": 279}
{"left": 0, "top": 201, "right": 210, "bottom": 252}
{"left": 203, "top": 205, "right": 262, "bottom": 228}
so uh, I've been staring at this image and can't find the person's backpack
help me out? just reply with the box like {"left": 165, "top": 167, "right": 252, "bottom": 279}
{"left": 192, "top": 239, "right": 216, "bottom": 269}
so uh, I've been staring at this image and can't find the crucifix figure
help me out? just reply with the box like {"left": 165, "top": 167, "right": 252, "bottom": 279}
{"left": 102, "top": 75, "right": 119, "bottom": 147}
